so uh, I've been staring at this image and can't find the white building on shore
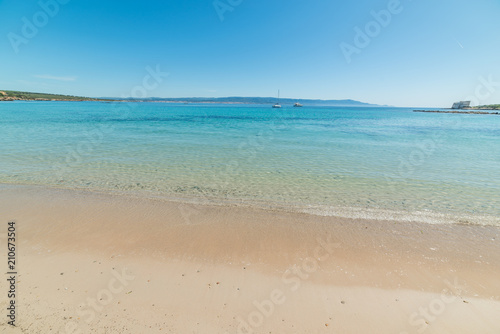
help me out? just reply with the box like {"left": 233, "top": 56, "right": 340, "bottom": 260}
{"left": 452, "top": 101, "right": 471, "bottom": 109}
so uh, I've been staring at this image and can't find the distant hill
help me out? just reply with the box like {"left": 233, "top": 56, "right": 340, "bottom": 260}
{"left": 473, "top": 104, "right": 500, "bottom": 110}
{"left": 0, "top": 90, "right": 379, "bottom": 106}
{"left": 0, "top": 90, "right": 105, "bottom": 102}
{"left": 106, "top": 96, "right": 380, "bottom": 107}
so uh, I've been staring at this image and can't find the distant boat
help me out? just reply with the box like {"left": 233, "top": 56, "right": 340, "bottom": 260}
{"left": 272, "top": 90, "right": 281, "bottom": 108}
{"left": 293, "top": 102, "right": 303, "bottom": 107}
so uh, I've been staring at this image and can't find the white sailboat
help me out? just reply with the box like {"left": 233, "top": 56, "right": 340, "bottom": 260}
{"left": 272, "top": 90, "right": 281, "bottom": 108}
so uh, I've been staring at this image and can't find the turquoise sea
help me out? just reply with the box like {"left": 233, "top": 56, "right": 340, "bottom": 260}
{"left": 1, "top": 101, "right": 499, "bottom": 225}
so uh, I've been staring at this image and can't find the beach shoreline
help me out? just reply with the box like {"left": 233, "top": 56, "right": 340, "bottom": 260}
{"left": 2, "top": 182, "right": 499, "bottom": 228}
{"left": 1, "top": 184, "right": 499, "bottom": 333}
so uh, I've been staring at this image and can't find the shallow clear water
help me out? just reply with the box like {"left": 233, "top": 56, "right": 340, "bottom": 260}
{"left": 1, "top": 101, "right": 499, "bottom": 224}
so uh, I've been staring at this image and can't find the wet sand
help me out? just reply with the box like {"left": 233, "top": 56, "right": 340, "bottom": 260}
{"left": 0, "top": 184, "right": 499, "bottom": 333}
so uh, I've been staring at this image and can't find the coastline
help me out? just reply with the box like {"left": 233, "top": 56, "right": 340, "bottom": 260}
{"left": 0, "top": 92, "right": 377, "bottom": 106}
{"left": 414, "top": 109, "right": 500, "bottom": 115}
{"left": 2, "top": 181, "right": 499, "bottom": 228}
{"left": 1, "top": 184, "right": 499, "bottom": 333}
{"left": 2, "top": 0, "right": 499, "bottom": 332}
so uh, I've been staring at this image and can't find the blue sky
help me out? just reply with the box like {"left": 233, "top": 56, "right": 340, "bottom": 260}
{"left": 1, "top": 0, "right": 499, "bottom": 107}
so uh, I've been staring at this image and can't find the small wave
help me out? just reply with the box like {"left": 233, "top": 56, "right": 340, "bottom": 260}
{"left": 300, "top": 205, "right": 500, "bottom": 227}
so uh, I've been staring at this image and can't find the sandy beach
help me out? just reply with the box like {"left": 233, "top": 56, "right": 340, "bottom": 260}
{"left": 2, "top": 0, "right": 500, "bottom": 332}
{"left": 0, "top": 184, "right": 499, "bottom": 333}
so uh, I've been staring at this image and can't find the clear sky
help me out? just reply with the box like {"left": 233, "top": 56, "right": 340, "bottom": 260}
{"left": 1, "top": 0, "right": 499, "bottom": 107}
